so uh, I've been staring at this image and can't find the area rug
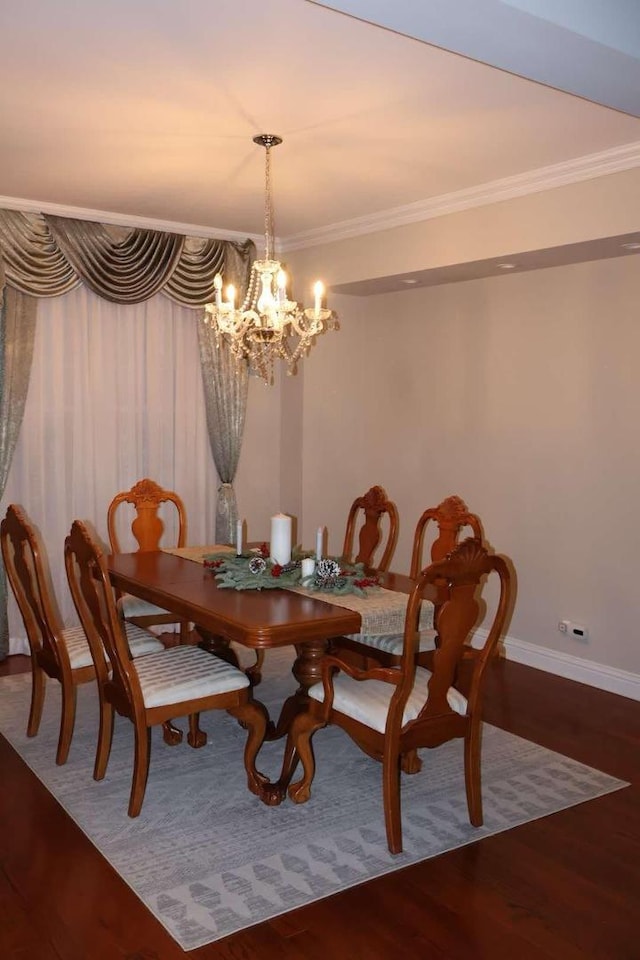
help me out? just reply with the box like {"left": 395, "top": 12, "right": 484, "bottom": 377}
{"left": 0, "top": 648, "right": 627, "bottom": 952}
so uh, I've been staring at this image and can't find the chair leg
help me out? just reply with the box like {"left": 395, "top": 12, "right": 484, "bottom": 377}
{"left": 162, "top": 720, "right": 183, "bottom": 745}
{"left": 382, "top": 749, "right": 403, "bottom": 854}
{"left": 464, "top": 720, "right": 483, "bottom": 826}
{"left": 129, "top": 722, "right": 152, "bottom": 818}
{"left": 287, "top": 712, "right": 324, "bottom": 804}
{"left": 187, "top": 713, "right": 207, "bottom": 748}
{"left": 179, "top": 619, "right": 190, "bottom": 644}
{"left": 94, "top": 696, "right": 115, "bottom": 781}
{"left": 56, "top": 681, "right": 77, "bottom": 765}
{"left": 27, "top": 663, "right": 46, "bottom": 738}
{"left": 229, "top": 700, "right": 269, "bottom": 796}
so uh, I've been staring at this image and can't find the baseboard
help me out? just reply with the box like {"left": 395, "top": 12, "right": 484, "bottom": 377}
{"left": 486, "top": 632, "right": 640, "bottom": 702}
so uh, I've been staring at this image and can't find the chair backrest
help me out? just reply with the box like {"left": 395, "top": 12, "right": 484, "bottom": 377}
{"left": 410, "top": 495, "right": 483, "bottom": 580}
{"left": 1, "top": 504, "right": 66, "bottom": 670}
{"left": 393, "top": 537, "right": 511, "bottom": 729}
{"left": 65, "top": 519, "right": 139, "bottom": 701}
{"left": 107, "top": 478, "right": 187, "bottom": 554}
{"left": 342, "top": 485, "right": 399, "bottom": 572}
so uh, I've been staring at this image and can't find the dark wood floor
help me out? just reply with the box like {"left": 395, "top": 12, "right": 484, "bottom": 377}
{"left": 0, "top": 650, "right": 638, "bottom": 960}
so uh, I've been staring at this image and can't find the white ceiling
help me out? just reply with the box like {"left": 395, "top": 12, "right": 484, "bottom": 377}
{"left": 0, "top": 0, "right": 639, "bottom": 253}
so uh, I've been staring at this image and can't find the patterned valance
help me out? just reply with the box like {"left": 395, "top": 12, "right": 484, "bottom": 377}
{"left": 0, "top": 209, "right": 255, "bottom": 306}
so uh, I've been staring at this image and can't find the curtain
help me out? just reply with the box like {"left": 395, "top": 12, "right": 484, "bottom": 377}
{"left": 197, "top": 242, "right": 251, "bottom": 544}
{"left": 1, "top": 286, "right": 220, "bottom": 654}
{"left": 0, "top": 210, "right": 253, "bottom": 306}
{"left": 198, "top": 331, "right": 248, "bottom": 544}
{"left": 0, "top": 210, "right": 255, "bottom": 652}
{"left": 0, "top": 267, "right": 37, "bottom": 659}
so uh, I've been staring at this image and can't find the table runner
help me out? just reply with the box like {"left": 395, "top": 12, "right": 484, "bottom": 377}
{"left": 161, "top": 546, "right": 433, "bottom": 636}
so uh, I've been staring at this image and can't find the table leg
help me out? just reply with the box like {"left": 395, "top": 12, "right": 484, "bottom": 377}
{"left": 259, "top": 636, "right": 328, "bottom": 805}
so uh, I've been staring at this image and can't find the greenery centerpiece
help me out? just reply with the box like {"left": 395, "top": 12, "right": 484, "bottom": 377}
{"left": 204, "top": 543, "right": 379, "bottom": 596}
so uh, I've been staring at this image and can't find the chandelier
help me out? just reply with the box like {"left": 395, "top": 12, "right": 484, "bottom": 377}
{"left": 204, "top": 135, "right": 337, "bottom": 385}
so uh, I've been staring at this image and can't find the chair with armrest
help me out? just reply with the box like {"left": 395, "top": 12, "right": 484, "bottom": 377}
{"left": 107, "top": 478, "right": 191, "bottom": 644}
{"left": 64, "top": 519, "right": 268, "bottom": 817}
{"left": 0, "top": 504, "right": 163, "bottom": 766}
{"left": 334, "top": 494, "right": 483, "bottom": 667}
{"left": 279, "top": 537, "right": 512, "bottom": 853}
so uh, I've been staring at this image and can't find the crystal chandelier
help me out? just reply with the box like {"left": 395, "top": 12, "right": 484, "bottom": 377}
{"left": 204, "top": 135, "right": 337, "bottom": 385}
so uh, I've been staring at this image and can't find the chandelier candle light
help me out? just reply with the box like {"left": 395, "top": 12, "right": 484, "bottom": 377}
{"left": 204, "top": 135, "right": 337, "bottom": 385}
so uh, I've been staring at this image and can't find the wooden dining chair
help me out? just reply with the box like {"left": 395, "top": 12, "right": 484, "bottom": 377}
{"left": 341, "top": 485, "right": 399, "bottom": 571}
{"left": 279, "top": 537, "right": 511, "bottom": 853}
{"left": 65, "top": 519, "right": 268, "bottom": 817}
{"left": 1, "top": 504, "right": 164, "bottom": 766}
{"left": 107, "top": 478, "right": 191, "bottom": 643}
{"left": 334, "top": 494, "right": 483, "bottom": 666}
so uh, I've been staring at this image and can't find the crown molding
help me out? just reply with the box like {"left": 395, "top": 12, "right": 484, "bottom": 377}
{"left": 2, "top": 140, "right": 639, "bottom": 253}
{"left": 281, "top": 140, "right": 640, "bottom": 251}
{"left": 0, "top": 195, "right": 263, "bottom": 246}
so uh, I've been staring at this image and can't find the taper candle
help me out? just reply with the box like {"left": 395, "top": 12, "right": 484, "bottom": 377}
{"left": 236, "top": 519, "right": 243, "bottom": 555}
{"left": 316, "top": 526, "right": 324, "bottom": 561}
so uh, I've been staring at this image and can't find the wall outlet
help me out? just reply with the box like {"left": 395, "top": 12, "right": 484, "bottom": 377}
{"left": 558, "top": 619, "right": 589, "bottom": 641}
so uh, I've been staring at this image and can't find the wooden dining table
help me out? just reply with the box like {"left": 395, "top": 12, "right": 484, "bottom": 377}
{"left": 106, "top": 548, "right": 416, "bottom": 802}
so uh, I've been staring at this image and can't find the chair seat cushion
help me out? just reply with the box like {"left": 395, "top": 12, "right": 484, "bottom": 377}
{"left": 118, "top": 593, "right": 176, "bottom": 620}
{"left": 124, "top": 624, "right": 166, "bottom": 658}
{"left": 342, "top": 628, "right": 438, "bottom": 657}
{"left": 308, "top": 666, "right": 467, "bottom": 733}
{"left": 63, "top": 623, "right": 165, "bottom": 669}
{"left": 134, "top": 645, "right": 250, "bottom": 708}
{"left": 63, "top": 625, "right": 96, "bottom": 670}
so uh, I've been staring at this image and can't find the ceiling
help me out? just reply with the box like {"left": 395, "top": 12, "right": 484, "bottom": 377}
{"left": 0, "top": 0, "right": 639, "bottom": 264}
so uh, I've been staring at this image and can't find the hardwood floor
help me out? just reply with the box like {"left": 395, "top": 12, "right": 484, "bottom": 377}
{"left": 0, "top": 651, "right": 638, "bottom": 960}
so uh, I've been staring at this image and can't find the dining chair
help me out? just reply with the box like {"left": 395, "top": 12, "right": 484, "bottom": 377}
{"left": 249, "top": 484, "right": 399, "bottom": 686}
{"left": 107, "top": 478, "right": 191, "bottom": 643}
{"left": 341, "top": 484, "right": 399, "bottom": 571}
{"left": 0, "top": 504, "right": 164, "bottom": 766}
{"left": 334, "top": 494, "right": 483, "bottom": 666}
{"left": 279, "top": 537, "right": 512, "bottom": 853}
{"left": 65, "top": 518, "right": 268, "bottom": 817}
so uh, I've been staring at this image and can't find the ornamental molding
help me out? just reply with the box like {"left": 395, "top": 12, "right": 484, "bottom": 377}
{"left": 2, "top": 140, "right": 639, "bottom": 252}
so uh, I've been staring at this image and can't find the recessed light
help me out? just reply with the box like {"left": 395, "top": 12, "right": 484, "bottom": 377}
{"left": 621, "top": 242, "right": 640, "bottom": 250}
{"left": 401, "top": 278, "right": 418, "bottom": 284}
{"left": 497, "top": 262, "right": 516, "bottom": 270}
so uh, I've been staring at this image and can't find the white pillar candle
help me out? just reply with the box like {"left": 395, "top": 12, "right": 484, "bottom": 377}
{"left": 301, "top": 557, "right": 315, "bottom": 579}
{"left": 236, "top": 519, "right": 243, "bottom": 555}
{"left": 270, "top": 513, "right": 292, "bottom": 565}
{"left": 316, "top": 526, "right": 324, "bottom": 561}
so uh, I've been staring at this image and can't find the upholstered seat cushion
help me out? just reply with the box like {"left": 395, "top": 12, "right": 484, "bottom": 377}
{"left": 343, "top": 628, "right": 438, "bottom": 657}
{"left": 63, "top": 623, "right": 164, "bottom": 670}
{"left": 134, "top": 645, "right": 250, "bottom": 708}
{"left": 308, "top": 665, "right": 467, "bottom": 734}
{"left": 118, "top": 593, "right": 175, "bottom": 620}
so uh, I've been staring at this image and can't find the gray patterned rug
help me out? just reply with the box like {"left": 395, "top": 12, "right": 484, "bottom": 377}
{"left": 0, "top": 648, "right": 627, "bottom": 952}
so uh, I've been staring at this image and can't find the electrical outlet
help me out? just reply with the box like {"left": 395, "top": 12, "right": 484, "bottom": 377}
{"left": 558, "top": 619, "right": 588, "bottom": 641}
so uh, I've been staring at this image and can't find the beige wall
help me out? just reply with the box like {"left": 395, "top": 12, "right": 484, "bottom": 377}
{"left": 296, "top": 256, "right": 640, "bottom": 676}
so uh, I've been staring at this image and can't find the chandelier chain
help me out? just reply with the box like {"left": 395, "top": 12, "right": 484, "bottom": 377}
{"left": 264, "top": 144, "right": 273, "bottom": 262}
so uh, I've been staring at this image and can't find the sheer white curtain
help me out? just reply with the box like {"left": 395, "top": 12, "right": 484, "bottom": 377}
{"left": 2, "top": 285, "right": 220, "bottom": 653}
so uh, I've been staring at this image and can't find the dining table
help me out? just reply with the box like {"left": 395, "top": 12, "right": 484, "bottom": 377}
{"left": 106, "top": 546, "right": 423, "bottom": 803}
